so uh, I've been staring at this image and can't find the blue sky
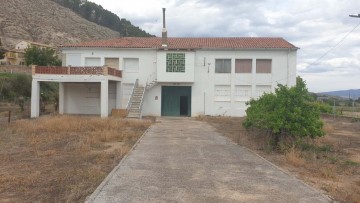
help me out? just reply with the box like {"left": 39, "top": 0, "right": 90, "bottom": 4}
{"left": 91, "top": 0, "right": 360, "bottom": 93}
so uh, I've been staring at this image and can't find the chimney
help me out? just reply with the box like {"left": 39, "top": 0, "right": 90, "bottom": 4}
{"left": 162, "top": 8, "right": 168, "bottom": 47}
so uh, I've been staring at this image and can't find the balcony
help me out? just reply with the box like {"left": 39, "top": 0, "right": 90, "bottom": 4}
{"left": 32, "top": 66, "right": 122, "bottom": 78}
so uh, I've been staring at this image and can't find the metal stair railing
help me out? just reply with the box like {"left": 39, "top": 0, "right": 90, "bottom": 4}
{"left": 146, "top": 72, "right": 157, "bottom": 90}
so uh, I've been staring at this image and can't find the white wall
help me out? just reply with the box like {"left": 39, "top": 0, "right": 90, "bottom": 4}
{"left": 62, "top": 48, "right": 297, "bottom": 117}
{"left": 192, "top": 49, "right": 297, "bottom": 117}
{"left": 63, "top": 82, "right": 115, "bottom": 115}
{"left": 156, "top": 51, "right": 195, "bottom": 83}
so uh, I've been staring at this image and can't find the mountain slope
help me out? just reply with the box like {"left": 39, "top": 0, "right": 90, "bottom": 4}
{"left": 0, "top": 0, "right": 121, "bottom": 49}
{"left": 319, "top": 89, "right": 360, "bottom": 100}
{"left": 51, "top": 0, "right": 153, "bottom": 37}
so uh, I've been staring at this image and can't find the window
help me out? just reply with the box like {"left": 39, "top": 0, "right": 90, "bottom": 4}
{"left": 214, "top": 85, "right": 231, "bottom": 101}
{"left": 235, "top": 85, "right": 252, "bottom": 100}
{"left": 256, "top": 59, "right": 272, "bottom": 73}
{"left": 256, "top": 85, "right": 272, "bottom": 97}
{"left": 67, "top": 54, "right": 81, "bottom": 66}
{"left": 166, "top": 53, "right": 185, "bottom": 72}
{"left": 85, "top": 57, "right": 101, "bottom": 66}
{"left": 235, "top": 59, "right": 252, "bottom": 73}
{"left": 124, "top": 58, "right": 139, "bottom": 72}
{"left": 105, "top": 58, "right": 119, "bottom": 69}
{"left": 215, "top": 59, "right": 231, "bottom": 73}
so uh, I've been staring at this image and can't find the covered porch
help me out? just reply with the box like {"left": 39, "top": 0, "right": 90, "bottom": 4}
{"left": 31, "top": 66, "right": 122, "bottom": 118}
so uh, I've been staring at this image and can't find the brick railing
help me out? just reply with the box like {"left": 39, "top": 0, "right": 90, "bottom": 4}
{"left": 33, "top": 66, "right": 122, "bottom": 78}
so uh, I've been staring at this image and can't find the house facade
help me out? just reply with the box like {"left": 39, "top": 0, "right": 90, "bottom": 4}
{"left": 30, "top": 36, "right": 298, "bottom": 118}
{"left": 2, "top": 40, "right": 55, "bottom": 65}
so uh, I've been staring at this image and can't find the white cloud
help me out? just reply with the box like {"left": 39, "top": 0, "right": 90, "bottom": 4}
{"left": 90, "top": 0, "right": 360, "bottom": 92}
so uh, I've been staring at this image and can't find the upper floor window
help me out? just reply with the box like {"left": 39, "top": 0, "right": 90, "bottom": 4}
{"left": 166, "top": 53, "right": 185, "bottom": 72}
{"left": 85, "top": 57, "right": 101, "bottom": 66}
{"left": 124, "top": 58, "right": 139, "bottom": 72}
{"left": 105, "top": 58, "right": 119, "bottom": 69}
{"left": 256, "top": 59, "right": 272, "bottom": 73}
{"left": 215, "top": 59, "right": 231, "bottom": 73}
{"left": 235, "top": 59, "right": 252, "bottom": 73}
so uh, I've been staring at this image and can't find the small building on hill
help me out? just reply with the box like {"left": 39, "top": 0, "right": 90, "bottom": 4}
{"left": 31, "top": 9, "right": 298, "bottom": 118}
{"left": 2, "top": 40, "right": 55, "bottom": 65}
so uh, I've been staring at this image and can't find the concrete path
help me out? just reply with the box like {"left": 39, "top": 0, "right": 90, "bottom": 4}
{"left": 86, "top": 118, "right": 332, "bottom": 203}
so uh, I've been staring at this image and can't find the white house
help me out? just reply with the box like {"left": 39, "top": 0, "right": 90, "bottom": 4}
{"left": 31, "top": 10, "right": 298, "bottom": 118}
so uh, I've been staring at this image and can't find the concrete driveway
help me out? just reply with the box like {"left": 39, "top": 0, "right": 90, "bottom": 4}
{"left": 86, "top": 118, "right": 332, "bottom": 203}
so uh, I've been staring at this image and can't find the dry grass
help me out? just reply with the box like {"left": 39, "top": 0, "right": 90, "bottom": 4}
{"left": 0, "top": 115, "right": 152, "bottom": 202}
{"left": 323, "top": 122, "right": 335, "bottom": 134}
{"left": 285, "top": 147, "right": 306, "bottom": 167}
{"left": 201, "top": 115, "right": 360, "bottom": 203}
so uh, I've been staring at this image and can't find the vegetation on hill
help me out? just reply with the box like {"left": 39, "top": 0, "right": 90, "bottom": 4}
{"left": 243, "top": 77, "right": 325, "bottom": 148}
{"left": 51, "top": 0, "right": 154, "bottom": 37}
{"left": 0, "top": 0, "right": 120, "bottom": 50}
{"left": 0, "top": 39, "right": 6, "bottom": 59}
{"left": 24, "top": 46, "right": 61, "bottom": 66}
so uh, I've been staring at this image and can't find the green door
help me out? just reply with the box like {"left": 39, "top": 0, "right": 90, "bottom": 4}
{"left": 161, "top": 86, "right": 191, "bottom": 116}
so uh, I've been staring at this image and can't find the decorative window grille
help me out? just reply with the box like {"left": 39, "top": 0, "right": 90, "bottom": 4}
{"left": 166, "top": 53, "right": 185, "bottom": 72}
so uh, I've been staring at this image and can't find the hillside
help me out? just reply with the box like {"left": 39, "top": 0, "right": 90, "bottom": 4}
{"left": 51, "top": 0, "right": 153, "bottom": 37}
{"left": 319, "top": 89, "right": 360, "bottom": 100}
{"left": 0, "top": 0, "right": 125, "bottom": 49}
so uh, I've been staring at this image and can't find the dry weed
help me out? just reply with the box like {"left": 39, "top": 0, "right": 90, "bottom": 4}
{"left": 323, "top": 123, "right": 335, "bottom": 134}
{"left": 285, "top": 147, "right": 306, "bottom": 167}
{"left": 0, "top": 115, "right": 152, "bottom": 202}
{"left": 319, "top": 165, "right": 337, "bottom": 179}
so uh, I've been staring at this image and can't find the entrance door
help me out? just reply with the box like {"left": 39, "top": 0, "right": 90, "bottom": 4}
{"left": 180, "top": 96, "right": 188, "bottom": 116}
{"left": 161, "top": 86, "right": 191, "bottom": 116}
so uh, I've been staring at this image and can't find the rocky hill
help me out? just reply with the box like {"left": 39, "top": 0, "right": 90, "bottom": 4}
{"left": 51, "top": 0, "right": 153, "bottom": 38}
{"left": 0, "top": 0, "right": 124, "bottom": 49}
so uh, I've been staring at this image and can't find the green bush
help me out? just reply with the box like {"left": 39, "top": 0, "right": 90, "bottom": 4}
{"left": 24, "top": 46, "right": 61, "bottom": 66}
{"left": 243, "top": 77, "right": 325, "bottom": 148}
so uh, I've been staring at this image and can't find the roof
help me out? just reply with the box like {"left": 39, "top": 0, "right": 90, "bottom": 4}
{"left": 8, "top": 49, "right": 25, "bottom": 53}
{"left": 17, "top": 40, "right": 54, "bottom": 48}
{"left": 61, "top": 37, "right": 298, "bottom": 50}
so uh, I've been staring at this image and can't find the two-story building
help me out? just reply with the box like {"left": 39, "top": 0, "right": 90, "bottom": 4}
{"left": 31, "top": 9, "right": 298, "bottom": 118}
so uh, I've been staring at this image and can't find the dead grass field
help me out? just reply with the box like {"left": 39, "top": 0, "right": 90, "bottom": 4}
{"left": 199, "top": 115, "right": 360, "bottom": 203}
{"left": 0, "top": 115, "right": 152, "bottom": 202}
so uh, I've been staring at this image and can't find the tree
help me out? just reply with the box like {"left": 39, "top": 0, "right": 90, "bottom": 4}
{"left": 243, "top": 77, "right": 325, "bottom": 147}
{"left": 24, "top": 46, "right": 61, "bottom": 66}
{"left": 0, "top": 48, "right": 5, "bottom": 60}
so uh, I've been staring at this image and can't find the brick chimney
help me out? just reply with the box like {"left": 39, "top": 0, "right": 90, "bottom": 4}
{"left": 162, "top": 8, "right": 168, "bottom": 47}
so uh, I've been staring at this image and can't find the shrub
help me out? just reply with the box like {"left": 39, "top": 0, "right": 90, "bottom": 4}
{"left": 243, "top": 77, "right": 325, "bottom": 148}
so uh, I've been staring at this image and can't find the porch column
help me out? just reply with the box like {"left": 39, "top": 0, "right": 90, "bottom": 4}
{"left": 31, "top": 79, "right": 40, "bottom": 118}
{"left": 116, "top": 82, "right": 122, "bottom": 109}
{"left": 59, "top": 82, "right": 65, "bottom": 114}
{"left": 100, "top": 80, "right": 109, "bottom": 118}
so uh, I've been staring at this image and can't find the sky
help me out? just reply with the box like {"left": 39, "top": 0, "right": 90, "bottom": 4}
{"left": 90, "top": 0, "right": 360, "bottom": 93}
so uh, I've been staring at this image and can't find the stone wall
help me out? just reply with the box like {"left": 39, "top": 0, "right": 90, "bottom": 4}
{"left": 0, "top": 65, "right": 31, "bottom": 74}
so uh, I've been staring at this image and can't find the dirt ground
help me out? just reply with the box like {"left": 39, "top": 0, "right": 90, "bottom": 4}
{"left": 199, "top": 115, "right": 360, "bottom": 203}
{"left": 0, "top": 115, "right": 152, "bottom": 202}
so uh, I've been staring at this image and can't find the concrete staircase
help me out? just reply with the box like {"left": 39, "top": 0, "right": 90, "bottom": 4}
{"left": 127, "top": 86, "right": 145, "bottom": 118}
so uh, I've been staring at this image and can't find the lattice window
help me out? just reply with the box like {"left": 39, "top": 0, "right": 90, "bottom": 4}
{"left": 166, "top": 53, "right": 185, "bottom": 72}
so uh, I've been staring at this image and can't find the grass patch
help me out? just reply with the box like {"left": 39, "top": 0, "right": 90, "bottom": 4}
{"left": 0, "top": 115, "right": 152, "bottom": 202}
{"left": 344, "top": 160, "right": 359, "bottom": 166}
{"left": 0, "top": 72, "right": 17, "bottom": 78}
{"left": 285, "top": 147, "right": 305, "bottom": 167}
{"left": 200, "top": 115, "right": 360, "bottom": 203}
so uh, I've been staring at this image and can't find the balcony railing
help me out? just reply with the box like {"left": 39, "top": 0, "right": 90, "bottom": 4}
{"left": 32, "top": 66, "right": 122, "bottom": 78}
